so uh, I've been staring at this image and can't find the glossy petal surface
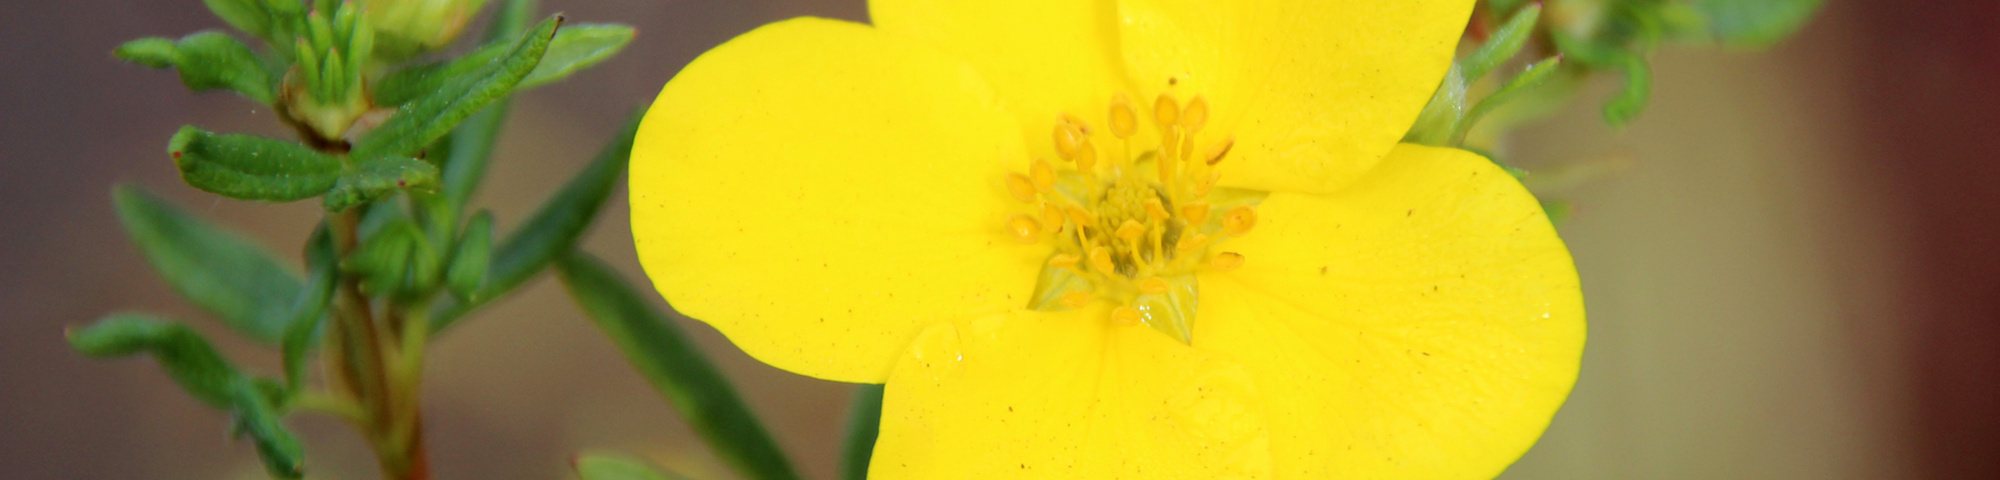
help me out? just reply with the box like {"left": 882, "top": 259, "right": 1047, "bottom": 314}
{"left": 870, "top": 0, "right": 1132, "bottom": 160}
{"left": 872, "top": 308, "right": 1272, "bottom": 479}
{"left": 1118, "top": 0, "right": 1472, "bottom": 193}
{"left": 631, "top": 18, "right": 1044, "bottom": 383}
{"left": 1196, "top": 144, "right": 1585, "bottom": 478}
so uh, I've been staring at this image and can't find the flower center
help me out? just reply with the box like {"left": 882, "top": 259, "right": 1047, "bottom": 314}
{"left": 1001, "top": 93, "right": 1262, "bottom": 344}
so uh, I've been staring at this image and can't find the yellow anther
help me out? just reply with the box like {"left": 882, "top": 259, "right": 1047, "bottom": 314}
{"left": 1007, "top": 215, "right": 1043, "bottom": 243}
{"left": 1005, "top": 173, "right": 1038, "bottom": 202}
{"left": 1139, "top": 277, "right": 1170, "bottom": 295}
{"left": 1176, "top": 232, "right": 1210, "bottom": 253}
{"left": 1048, "top": 253, "right": 1082, "bottom": 268}
{"left": 1041, "top": 202, "right": 1066, "bottom": 231}
{"left": 1181, "top": 95, "right": 1209, "bottom": 133}
{"left": 1222, "top": 206, "right": 1258, "bottom": 236}
{"left": 1157, "top": 145, "right": 1177, "bottom": 183}
{"left": 1065, "top": 205, "right": 1097, "bottom": 229}
{"left": 1158, "top": 131, "right": 1179, "bottom": 170}
{"left": 1144, "top": 198, "right": 1171, "bottom": 221}
{"left": 1180, "top": 201, "right": 1210, "bottom": 225}
{"left": 1059, "top": 290, "right": 1095, "bottom": 308}
{"left": 1210, "top": 252, "right": 1245, "bottom": 271}
{"left": 1030, "top": 159, "right": 1056, "bottom": 193}
{"left": 1204, "top": 135, "right": 1235, "bottom": 166}
{"left": 1075, "top": 138, "right": 1098, "bottom": 173}
{"left": 1115, "top": 220, "right": 1146, "bottom": 243}
{"left": 1062, "top": 113, "right": 1092, "bottom": 136}
{"left": 1193, "top": 172, "right": 1219, "bottom": 197}
{"left": 1088, "top": 246, "right": 1117, "bottom": 274}
{"left": 1053, "top": 121, "right": 1084, "bottom": 160}
{"left": 1111, "top": 306, "right": 1143, "bottom": 325}
{"left": 1109, "top": 93, "right": 1138, "bottom": 139}
{"left": 1154, "top": 94, "right": 1180, "bottom": 131}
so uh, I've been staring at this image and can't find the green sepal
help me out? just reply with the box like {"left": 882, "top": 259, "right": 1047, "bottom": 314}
{"left": 1133, "top": 273, "right": 1199, "bottom": 345}
{"left": 67, "top": 314, "right": 244, "bottom": 408}
{"left": 575, "top": 453, "right": 689, "bottom": 480}
{"left": 446, "top": 211, "right": 494, "bottom": 301}
{"left": 167, "top": 126, "right": 341, "bottom": 202}
{"left": 116, "top": 31, "right": 276, "bottom": 104}
{"left": 373, "top": 23, "right": 635, "bottom": 107}
{"left": 282, "top": 225, "right": 338, "bottom": 392}
{"left": 1026, "top": 261, "right": 1092, "bottom": 311}
{"left": 555, "top": 252, "right": 801, "bottom": 480}
{"left": 113, "top": 186, "right": 304, "bottom": 344}
{"left": 349, "top": 15, "right": 563, "bottom": 162}
{"left": 430, "top": 112, "right": 639, "bottom": 332}
{"left": 322, "top": 156, "right": 442, "bottom": 212}
{"left": 200, "top": 0, "right": 288, "bottom": 42}
{"left": 342, "top": 220, "right": 439, "bottom": 299}
{"left": 1541, "top": 199, "right": 1575, "bottom": 225}
{"left": 1405, "top": 4, "right": 1539, "bottom": 146}
{"left": 1460, "top": 3, "right": 1541, "bottom": 83}
{"left": 840, "top": 384, "right": 885, "bottom": 480}
{"left": 1456, "top": 56, "right": 1564, "bottom": 144}
{"left": 1695, "top": 0, "right": 1826, "bottom": 47}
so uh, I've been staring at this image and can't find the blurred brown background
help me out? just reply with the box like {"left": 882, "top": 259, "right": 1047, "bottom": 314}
{"left": 2, "top": 1, "right": 1993, "bottom": 479}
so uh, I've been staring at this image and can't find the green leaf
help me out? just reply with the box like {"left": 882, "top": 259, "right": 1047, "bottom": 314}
{"left": 446, "top": 211, "right": 493, "bottom": 301}
{"left": 67, "top": 314, "right": 243, "bottom": 408}
{"left": 114, "top": 31, "right": 277, "bottom": 103}
{"left": 1456, "top": 56, "right": 1565, "bottom": 144}
{"left": 350, "top": 15, "right": 562, "bottom": 162}
{"left": 343, "top": 220, "right": 439, "bottom": 298}
{"left": 1549, "top": 32, "right": 1652, "bottom": 127}
{"left": 229, "top": 378, "right": 305, "bottom": 479}
{"left": 840, "top": 384, "right": 884, "bottom": 480}
{"left": 282, "top": 225, "right": 338, "bottom": 392}
{"left": 167, "top": 127, "right": 341, "bottom": 202}
{"left": 429, "top": 112, "right": 639, "bottom": 332}
{"left": 1696, "top": 0, "right": 1825, "bottom": 47}
{"left": 113, "top": 186, "right": 303, "bottom": 343}
{"left": 555, "top": 252, "right": 800, "bottom": 480}
{"left": 201, "top": 0, "right": 276, "bottom": 40}
{"left": 575, "top": 454, "right": 688, "bottom": 480}
{"left": 373, "top": 24, "right": 634, "bottom": 108}
{"left": 427, "top": 0, "right": 540, "bottom": 212}
{"left": 322, "top": 156, "right": 441, "bottom": 211}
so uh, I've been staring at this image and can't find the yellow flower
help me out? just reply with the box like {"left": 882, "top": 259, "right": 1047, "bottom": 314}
{"left": 629, "top": 1, "right": 1584, "bottom": 478}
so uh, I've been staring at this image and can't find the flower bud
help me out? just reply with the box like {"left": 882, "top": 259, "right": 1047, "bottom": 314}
{"left": 365, "top": 0, "right": 491, "bottom": 61}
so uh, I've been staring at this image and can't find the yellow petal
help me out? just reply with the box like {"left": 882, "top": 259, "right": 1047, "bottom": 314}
{"left": 872, "top": 308, "right": 1272, "bottom": 479}
{"left": 631, "top": 17, "right": 1045, "bottom": 383}
{"left": 870, "top": 0, "right": 1133, "bottom": 159}
{"left": 1194, "top": 144, "right": 1585, "bottom": 478}
{"left": 1118, "top": 0, "right": 1472, "bottom": 193}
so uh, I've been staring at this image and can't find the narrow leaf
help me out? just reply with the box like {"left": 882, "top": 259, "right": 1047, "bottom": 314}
{"left": 556, "top": 252, "right": 800, "bottom": 480}
{"left": 167, "top": 126, "right": 341, "bottom": 202}
{"left": 1697, "top": 0, "right": 1826, "bottom": 47}
{"left": 113, "top": 186, "right": 303, "bottom": 343}
{"left": 67, "top": 314, "right": 243, "bottom": 408}
{"left": 430, "top": 112, "right": 639, "bottom": 332}
{"left": 430, "top": 0, "right": 540, "bottom": 211}
{"left": 350, "top": 15, "right": 562, "bottom": 161}
{"left": 575, "top": 454, "right": 689, "bottom": 480}
{"left": 840, "top": 384, "right": 885, "bottom": 480}
{"left": 229, "top": 379, "right": 305, "bottom": 479}
{"left": 282, "top": 225, "right": 338, "bottom": 391}
{"left": 322, "top": 156, "right": 441, "bottom": 211}
{"left": 446, "top": 211, "right": 493, "bottom": 301}
{"left": 201, "top": 0, "right": 275, "bottom": 40}
{"left": 373, "top": 24, "right": 633, "bottom": 107}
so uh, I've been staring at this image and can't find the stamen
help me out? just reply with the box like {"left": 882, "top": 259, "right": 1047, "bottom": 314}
{"left": 1065, "top": 205, "right": 1097, "bottom": 229}
{"left": 1176, "top": 232, "right": 1209, "bottom": 253}
{"left": 1182, "top": 95, "right": 1209, "bottom": 133}
{"left": 1030, "top": 159, "right": 1056, "bottom": 193}
{"left": 1112, "top": 306, "right": 1143, "bottom": 325}
{"left": 1154, "top": 94, "right": 1179, "bottom": 131}
{"left": 1007, "top": 215, "right": 1043, "bottom": 243}
{"left": 1139, "top": 277, "right": 1170, "bottom": 295}
{"left": 1115, "top": 220, "right": 1146, "bottom": 243}
{"left": 1054, "top": 121, "right": 1085, "bottom": 161}
{"left": 1144, "top": 198, "right": 1171, "bottom": 221}
{"left": 1062, "top": 113, "right": 1093, "bottom": 136}
{"left": 1041, "top": 202, "right": 1066, "bottom": 232}
{"left": 1048, "top": 253, "right": 1081, "bottom": 268}
{"left": 1005, "top": 173, "right": 1038, "bottom": 202}
{"left": 1205, "top": 135, "right": 1235, "bottom": 165}
{"left": 1059, "top": 290, "right": 1095, "bottom": 308}
{"left": 1109, "top": 93, "right": 1137, "bottom": 139}
{"left": 1192, "top": 172, "right": 1219, "bottom": 197}
{"left": 1088, "top": 246, "right": 1116, "bottom": 274}
{"left": 1210, "top": 252, "right": 1245, "bottom": 271}
{"left": 1222, "top": 206, "right": 1257, "bottom": 236}
{"left": 1076, "top": 138, "right": 1098, "bottom": 173}
{"left": 1181, "top": 201, "right": 1210, "bottom": 225}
